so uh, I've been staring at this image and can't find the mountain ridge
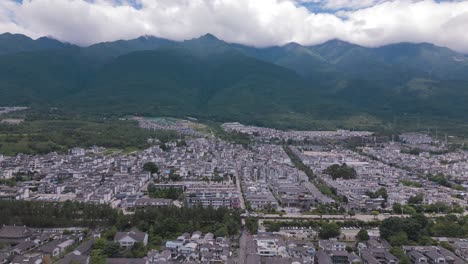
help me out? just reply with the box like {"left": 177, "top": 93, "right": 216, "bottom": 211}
{"left": 0, "top": 32, "right": 467, "bottom": 130}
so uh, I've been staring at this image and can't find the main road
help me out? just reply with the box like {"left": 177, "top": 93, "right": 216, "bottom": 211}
{"left": 242, "top": 212, "right": 463, "bottom": 222}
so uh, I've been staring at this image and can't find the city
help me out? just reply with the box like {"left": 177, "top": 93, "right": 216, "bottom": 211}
{"left": 1, "top": 116, "right": 467, "bottom": 264}
{"left": 1, "top": 1, "right": 468, "bottom": 263}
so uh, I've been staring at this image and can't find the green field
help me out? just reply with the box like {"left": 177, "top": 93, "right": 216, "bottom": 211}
{"left": 0, "top": 118, "right": 180, "bottom": 156}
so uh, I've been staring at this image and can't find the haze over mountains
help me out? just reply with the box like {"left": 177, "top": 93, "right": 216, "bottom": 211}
{"left": 1, "top": 32, "right": 467, "bottom": 129}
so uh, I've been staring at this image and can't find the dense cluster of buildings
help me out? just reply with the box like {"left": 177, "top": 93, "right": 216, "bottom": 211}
{"left": 0, "top": 225, "right": 91, "bottom": 264}
{"left": 1, "top": 117, "right": 468, "bottom": 263}
{"left": 134, "top": 117, "right": 204, "bottom": 138}
{"left": 238, "top": 144, "right": 334, "bottom": 213}
{"left": 222, "top": 122, "right": 373, "bottom": 142}
{"left": 244, "top": 234, "right": 316, "bottom": 263}
{"left": 290, "top": 142, "right": 468, "bottom": 211}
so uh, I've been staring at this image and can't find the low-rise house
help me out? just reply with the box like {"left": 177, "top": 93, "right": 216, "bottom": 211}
{"left": 147, "top": 250, "right": 171, "bottom": 263}
{"left": 55, "top": 254, "right": 89, "bottom": 264}
{"left": 36, "top": 239, "right": 63, "bottom": 258}
{"left": 106, "top": 258, "right": 147, "bottom": 264}
{"left": 403, "top": 246, "right": 466, "bottom": 264}
{"left": 11, "top": 253, "right": 43, "bottom": 264}
{"left": 133, "top": 198, "right": 172, "bottom": 208}
{"left": 12, "top": 241, "right": 36, "bottom": 255}
{"left": 319, "top": 239, "right": 347, "bottom": 253}
{"left": 359, "top": 239, "right": 399, "bottom": 264}
{"left": 0, "top": 226, "right": 32, "bottom": 245}
{"left": 114, "top": 229, "right": 148, "bottom": 248}
{"left": 72, "top": 239, "right": 94, "bottom": 256}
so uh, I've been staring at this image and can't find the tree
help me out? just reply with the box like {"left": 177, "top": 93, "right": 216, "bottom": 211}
{"left": 390, "top": 247, "right": 410, "bottom": 264}
{"left": 90, "top": 250, "right": 106, "bottom": 264}
{"left": 93, "top": 239, "right": 107, "bottom": 251}
{"left": 366, "top": 188, "right": 388, "bottom": 201}
{"left": 130, "top": 242, "right": 147, "bottom": 258}
{"left": 357, "top": 229, "right": 369, "bottom": 241}
{"left": 143, "top": 162, "right": 159, "bottom": 174}
{"left": 408, "top": 193, "right": 424, "bottom": 205}
{"left": 215, "top": 225, "right": 229, "bottom": 238}
{"left": 103, "top": 242, "right": 120, "bottom": 257}
{"left": 371, "top": 211, "right": 379, "bottom": 220}
{"left": 245, "top": 217, "right": 258, "bottom": 235}
{"left": 440, "top": 241, "right": 455, "bottom": 252}
{"left": 323, "top": 163, "right": 357, "bottom": 180}
{"left": 319, "top": 223, "right": 341, "bottom": 239}
{"left": 103, "top": 226, "right": 117, "bottom": 241}
{"left": 389, "top": 231, "right": 408, "bottom": 247}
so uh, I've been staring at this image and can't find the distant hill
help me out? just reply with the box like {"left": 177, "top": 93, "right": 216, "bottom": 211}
{"left": 0, "top": 32, "right": 467, "bottom": 130}
{"left": 0, "top": 33, "right": 73, "bottom": 55}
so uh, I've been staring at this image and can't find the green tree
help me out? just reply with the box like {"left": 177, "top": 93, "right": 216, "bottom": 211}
{"left": 90, "top": 250, "right": 106, "bottom": 264}
{"left": 215, "top": 225, "right": 229, "bottom": 238}
{"left": 371, "top": 211, "right": 379, "bottom": 220}
{"left": 103, "top": 242, "right": 120, "bottom": 257}
{"left": 319, "top": 222, "right": 341, "bottom": 239}
{"left": 143, "top": 162, "right": 159, "bottom": 174}
{"left": 245, "top": 217, "right": 258, "bottom": 235}
{"left": 323, "top": 163, "right": 357, "bottom": 180}
{"left": 130, "top": 242, "right": 147, "bottom": 258}
{"left": 389, "top": 231, "right": 408, "bottom": 247}
{"left": 408, "top": 193, "right": 424, "bottom": 205}
{"left": 357, "top": 229, "right": 369, "bottom": 241}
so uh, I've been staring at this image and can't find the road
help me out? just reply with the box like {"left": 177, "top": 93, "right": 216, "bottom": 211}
{"left": 237, "top": 230, "right": 247, "bottom": 264}
{"left": 235, "top": 175, "right": 246, "bottom": 210}
{"left": 244, "top": 212, "right": 463, "bottom": 222}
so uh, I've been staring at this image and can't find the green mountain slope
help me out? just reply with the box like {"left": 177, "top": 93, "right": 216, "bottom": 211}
{"left": 0, "top": 33, "right": 71, "bottom": 55}
{"left": 0, "top": 32, "right": 467, "bottom": 130}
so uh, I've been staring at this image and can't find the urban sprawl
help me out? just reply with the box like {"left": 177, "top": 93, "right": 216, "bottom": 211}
{"left": 0, "top": 113, "right": 467, "bottom": 264}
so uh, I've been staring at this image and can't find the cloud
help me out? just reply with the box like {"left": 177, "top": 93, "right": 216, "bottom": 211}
{"left": 1, "top": 0, "right": 468, "bottom": 53}
{"left": 296, "top": 0, "right": 390, "bottom": 10}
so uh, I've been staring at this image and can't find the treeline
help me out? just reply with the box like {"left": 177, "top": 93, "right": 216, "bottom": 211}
{"left": 129, "top": 206, "right": 241, "bottom": 240}
{"left": 0, "top": 119, "right": 180, "bottom": 156}
{"left": 380, "top": 214, "right": 468, "bottom": 264}
{"left": 380, "top": 214, "right": 468, "bottom": 247}
{"left": 0, "top": 200, "right": 120, "bottom": 228}
{"left": 393, "top": 201, "right": 464, "bottom": 215}
{"left": 426, "top": 173, "right": 465, "bottom": 191}
{"left": 0, "top": 200, "right": 242, "bottom": 243}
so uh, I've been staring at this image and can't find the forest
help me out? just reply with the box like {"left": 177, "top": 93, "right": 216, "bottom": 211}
{"left": 0, "top": 118, "right": 180, "bottom": 156}
{"left": 0, "top": 200, "right": 241, "bottom": 243}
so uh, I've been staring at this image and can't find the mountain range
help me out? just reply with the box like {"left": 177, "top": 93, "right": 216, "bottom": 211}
{"left": 0, "top": 32, "right": 467, "bottom": 130}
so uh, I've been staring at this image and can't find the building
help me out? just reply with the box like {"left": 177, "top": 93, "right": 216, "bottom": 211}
{"left": 0, "top": 226, "right": 32, "bottom": 245}
{"left": 114, "top": 229, "right": 148, "bottom": 248}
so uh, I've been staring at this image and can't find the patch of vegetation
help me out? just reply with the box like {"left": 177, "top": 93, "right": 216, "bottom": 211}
{"left": 147, "top": 184, "right": 183, "bottom": 200}
{"left": 380, "top": 214, "right": 468, "bottom": 248}
{"left": 0, "top": 119, "right": 180, "bottom": 156}
{"left": 0, "top": 200, "right": 241, "bottom": 246}
{"left": 323, "top": 163, "right": 357, "bottom": 180}
{"left": 205, "top": 121, "right": 251, "bottom": 146}
{"left": 400, "top": 179, "right": 423, "bottom": 188}
{"left": 245, "top": 217, "right": 259, "bottom": 235}
{"left": 319, "top": 222, "right": 341, "bottom": 239}
{"left": 365, "top": 187, "right": 388, "bottom": 201}
{"left": 426, "top": 173, "right": 465, "bottom": 191}
{"left": 393, "top": 201, "right": 464, "bottom": 215}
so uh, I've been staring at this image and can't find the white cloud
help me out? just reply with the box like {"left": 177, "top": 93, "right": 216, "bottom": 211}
{"left": 1, "top": 0, "right": 468, "bottom": 53}
{"left": 296, "top": 0, "right": 389, "bottom": 10}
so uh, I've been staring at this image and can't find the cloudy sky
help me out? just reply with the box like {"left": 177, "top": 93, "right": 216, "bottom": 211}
{"left": 1, "top": 0, "right": 468, "bottom": 52}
